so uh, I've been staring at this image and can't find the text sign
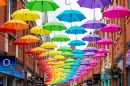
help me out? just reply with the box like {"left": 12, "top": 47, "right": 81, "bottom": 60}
{"left": 0, "top": 56, "right": 15, "bottom": 71}
{"left": 33, "top": 78, "right": 44, "bottom": 84}
{"left": 93, "top": 74, "right": 101, "bottom": 80}
{"left": 87, "top": 80, "right": 92, "bottom": 85}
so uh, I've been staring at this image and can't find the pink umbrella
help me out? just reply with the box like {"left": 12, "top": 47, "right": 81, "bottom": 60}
{"left": 97, "top": 38, "right": 114, "bottom": 45}
{"left": 85, "top": 67, "right": 92, "bottom": 71}
{"left": 103, "top": 6, "right": 130, "bottom": 18}
{"left": 93, "top": 53, "right": 106, "bottom": 58}
{"left": 95, "top": 48, "right": 109, "bottom": 53}
{"left": 81, "top": 71, "right": 88, "bottom": 75}
{"left": 100, "top": 24, "right": 122, "bottom": 33}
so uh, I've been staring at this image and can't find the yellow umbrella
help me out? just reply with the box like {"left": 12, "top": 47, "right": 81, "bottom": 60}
{"left": 46, "top": 58, "right": 57, "bottom": 62}
{"left": 30, "top": 47, "right": 47, "bottom": 53}
{"left": 56, "top": 68, "right": 64, "bottom": 72}
{"left": 39, "top": 52, "right": 48, "bottom": 57}
{"left": 30, "top": 26, "right": 52, "bottom": 34}
{"left": 40, "top": 42, "right": 57, "bottom": 48}
{"left": 48, "top": 50, "right": 61, "bottom": 56}
{"left": 4, "top": 20, "right": 29, "bottom": 29}
{"left": 11, "top": 9, "right": 40, "bottom": 21}
{"left": 20, "top": 35, "right": 40, "bottom": 42}
{"left": 55, "top": 61, "right": 65, "bottom": 67}
{"left": 53, "top": 55, "right": 65, "bottom": 60}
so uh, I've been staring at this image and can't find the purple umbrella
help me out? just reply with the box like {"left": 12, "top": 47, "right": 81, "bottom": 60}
{"left": 83, "top": 47, "right": 98, "bottom": 52}
{"left": 80, "top": 62, "right": 90, "bottom": 65}
{"left": 83, "top": 58, "right": 94, "bottom": 62}
{"left": 82, "top": 34, "right": 101, "bottom": 42}
{"left": 81, "top": 20, "right": 107, "bottom": 29}
{"left": 83, "top": 52, "right": 96, "bottom": 56}
{"left": 79, "top": 65, "right": 86, "bottom": 68}
{"left": 77, "top": 68, "right": 85, "bottom": 71}
{"left": 75, "top": 73, "right": 81, "bottom": 75}
{"left": 77, "top": 0, "right": 112, "bottom": 9}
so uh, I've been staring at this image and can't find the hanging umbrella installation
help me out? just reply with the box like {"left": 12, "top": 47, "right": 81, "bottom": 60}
{"left": 0, "top": 25, "right": 18, "bottom": 33}
{"left": 12, "top": 39, "right": 29, "bottom": 45}
{"left": 51, "top": 34, "right": 70, "bottom": 42}
{"left": 20, "top": 35, "right": 40, "bottom": 42}
{"left": 0, "top": 0, "right": 6, "bottom": 7}
{"left": 57, "top": 46, "right": 72, "bottom": 52}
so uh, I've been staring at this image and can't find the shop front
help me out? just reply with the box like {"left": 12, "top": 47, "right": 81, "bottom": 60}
{"left": 101, "top": 71, "right": 111, "bottom": 86}
{"left": 126, "top": 49, "right": 130, "bottom": 86}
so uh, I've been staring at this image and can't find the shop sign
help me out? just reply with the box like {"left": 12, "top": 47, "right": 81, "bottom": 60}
{"left": 0, "top": 56, "right": 15, "bottom": 71}
{"left": 0, "top": 80, "right": 3, "bottom": 86}
{"left": 86, "top": 80, "right": 92, "bottom": 85}
{"left": 33, "top": 78, "right": 44, "bottom": 84}
{"left": 93, "top": 74, "right": 101, "bottom": 80}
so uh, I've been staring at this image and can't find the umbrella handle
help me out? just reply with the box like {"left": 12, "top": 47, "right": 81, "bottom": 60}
{"left": 65, "top": 0, "right": 71, "bottom": 5}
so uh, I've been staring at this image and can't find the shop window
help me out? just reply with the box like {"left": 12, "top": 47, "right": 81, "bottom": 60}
{"left": 9, "top": 0, "right": 14, "bottom": 20}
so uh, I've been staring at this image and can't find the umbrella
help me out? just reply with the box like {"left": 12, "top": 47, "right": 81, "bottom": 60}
{"left": 0, "top": 0, "right": 6, "bottom": 7}
{"left": 4, "top": 20, "right": 29, "bottom": 29}
{"left": 99, "top": 24, "right": 122, "bottom": 33}
{"left": 81, "top": 20, "right": 106, "bottom": 29}
{"left": 77, "top": 69, "right": 85, "bottom": 71}
{"left": 65, "top": 63, "right": 73, "bottom": 66}
{"left": 73, "top": 54, "right": 85, "bottom": 58}
{"left": 64, "top": 59, "right": 75, "bottom": 63}
{"left": 25, "top": 48, "right": 33, "bottom": 54}
{"left": 51, "top": 34, "right": 70, "bottom": 42}
{"left": 65, "top": 26, "right": 87, "bottom": 34}
{"left": 53, "top": 55, "right": 65, "bottom": 60}
{"left": 103, "top": 6, "right": 130, "bottom": 18}
{"left": 85, "top": 67, "right": 92, "bottom": 71}
{"left": 12, "top": 39, "right": 29, "bottom": 45}
{"left": 71, "top": 49, "right": 85, "bottom": 54}
{"left": 83, "top": 58, "right": 94, "bottom": 62}
{"left": 89, "top": 60, "right": 99, "bottom": 64}
{"left": 47, "top": 58, "right": 57, "bottom": 62}
{"left": 20, "top": 35, "right": 40, "bottom": 42}
{"left": 93, "top": 53, "right": 106, "bottom": 58}
{"left": 0, "top": 25, "right": 18, "bottom": 33}
{"left": 56, "top": 10, "right": 86, "bottom": 23}
{"left": 31, "top": 47, "right": 47, "bottom": 53}
{"left": 77, "top": 0, "right": 112, "bottom": 9}
{"left": 11, "top": 9, "right": 40, "bottom": 21}
{"left": 83, "top": 52, "right": 96, "bottom": 56}
{"left": 68, "top": 40, "right": 86, "bottom": 46}
{"left": 83, "top": 47, "right": 98, "bottom": 52}
{"left": 48, "top": 50, "right": 61, "bottom": 56}
{"left": 71, "top": 67, "right": 78, "bottom": 69}
{"left": 63, "top": 69, "right": 71, "bottom": 73}
{"left": 69, "top": 71, "right": 76, "bottom": 74}
{"left": 56, "top": 61, "right": 65, "bottom": 67}
{"left": 57, "top": 46, "right": 72, "bottom": 52}
{"left": 63, "top": 66, "right": 71, "bottom": 69}
{"left": 35, "top": 53, "right": 47, "bottom": 59}
{"left": 97, "top": 38, "right": 114, "bottom": 45}
{"left": 25, "top": 0, "right": 59, "bottom": 12}
{"left": 75, "top": 59, "right": 83, "bottom": 63}
{"left": 40, "top": 42, "right": 57, "bottom": 48}
{"left": 82, "top": 34, "right": 101, "bottom": 42}
{"left": 80, "top": 62, "right": 90, "bottom": 65}
{"left": 47, "top": 62, "right": 56, "bottom": 66}
{"left": 30, "top": 26, "right": 52, "bottom": 34}
{"left": 94, "top": 48, "right": 109, "bottom": 53}
{"left": 56, "top": 68, "right": 64, "bottom": 72}
{"left": 78, "top": 65, "right": 86, "bottom": 68}
{"left": 62, "top": 52, "right": 74, "bottom": 57}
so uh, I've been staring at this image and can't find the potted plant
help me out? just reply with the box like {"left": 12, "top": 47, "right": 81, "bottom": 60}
{"left": 26, "top": 76, "right": 36, "bottom": 86}
{"left": 108, "top": 64, "right": 122, "bottom": 78}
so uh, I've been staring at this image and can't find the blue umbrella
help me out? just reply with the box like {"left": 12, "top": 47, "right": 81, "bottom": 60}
{"left": 68, "top": 40, "right": 86, "bottom": 46}
{"left": 71, "top": 67, "right": 79, "bottom": 69}
{"left": 65, "top": 26, "right": 87, "bottom": 34}
{"left": 73, "top": 54, "right": 85, "bottom": 58}
{"left": 75, "top": 59, "right": 83, "bottom": 63}
{"left": 71, "top": 62, "right": 80, "bottom": 66}
{"left": 71, "top": 49, "right": 85, "bottom": 54}
{"left": 56, "top": 10, "right": 86, "bottom": 22}
{"left": 69, "top": 71, "right": 76, "bottom": 74}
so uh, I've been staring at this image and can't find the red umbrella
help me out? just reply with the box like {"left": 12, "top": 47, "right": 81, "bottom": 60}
{"left": 37, "top": 60, "right": 47, "bottom": 64}
{"left": 41, "top": 67, "right": 50, "bottom": 72}
{"left": 25, "top": 48, "right": 33, "bottom": 54}
{"left": 12, "top": 39, "right": 30, "bottom": 45}
{"left": 0, "top": 25, "right": 18, "bottom": 33}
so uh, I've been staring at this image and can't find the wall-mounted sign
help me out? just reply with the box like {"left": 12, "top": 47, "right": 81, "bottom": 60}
{"left": 33, "top": 78, "right": 44, "bottom": 84}
{"left": 93, "top": 74, "right": 101, "bottom": 80}
{"left": 0, "top": 56, "right": 15, "bottom": 71}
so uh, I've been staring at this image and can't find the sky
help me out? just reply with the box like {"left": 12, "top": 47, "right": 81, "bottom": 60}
{"left": 28, "top": 0, "right": 102, "bottom": 50}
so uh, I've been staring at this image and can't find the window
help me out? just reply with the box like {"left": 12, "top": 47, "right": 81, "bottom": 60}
{"left": 104, "top": 32, "right": 107, "bottom": 49}
{"left": 9, "top": 0, "right": 14, "bottom": 20}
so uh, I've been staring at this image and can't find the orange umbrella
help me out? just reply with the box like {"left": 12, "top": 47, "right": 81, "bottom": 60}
{"left": 30, "top": 47, "right": 47, "bottom": 53}
{"left": 0, "top": 0, "right": 6, "bottom": 7}
{"left": 20, "top": 35, "right": 40, "bottom": 42}
{"left": 46, "top": 58, "right": 57, "bottom": 62}
{"left": 39, "top": 52, "right": 48, "bottom": 57}
{"left": 47, "top": 62, "right": 56, "bottom": 66}
{"left": 4, "top": 20, "right": 29, "bottom": 29}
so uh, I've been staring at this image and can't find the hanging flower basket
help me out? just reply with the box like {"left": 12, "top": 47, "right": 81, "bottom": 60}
{"left": 108, "top": 64, "right": 122, "bottom": 78}
{"left": 26, "top": 76, "right": 36, "bottom": 86}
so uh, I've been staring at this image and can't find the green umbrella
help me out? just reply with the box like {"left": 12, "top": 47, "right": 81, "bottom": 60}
{"left": 62, "top": 52, "right": 74, "bottom": 57}
{"left": 25, "top": 0, "right": 59, "bottom": 12}
{"left": 51, "top": 34, "right": 70, "bottom": 42}
{"left": 63, "top": 69, "right": 71, "bottom": 73}
{"left": 64, "top": 59, "right": 75, "bottom": 63}
{"left": 63, "top": 66, "right": 71, "bottom": 69}
{"left": 57, "top": 46, "right": 72, "bottom": 52}
{"left": 65, "top": 63, "right": 73, "bottom": 66}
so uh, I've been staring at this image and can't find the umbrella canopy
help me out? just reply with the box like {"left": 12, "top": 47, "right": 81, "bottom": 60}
{"left": 12, "top": 39, "right": 29, "bottom": 45}
{"left": 85, "top": 67, "right": 92, "bottom": 71}
{"left": 94, "top": 48, "right": 109, "bottom": 53}
{"left": 83, "top": 58, "right": 94, "bottom": 62}
{"left": 83, "top": 52, "right": 96, "bottom": 56}
{"left": 80, "top": 62, "right": 90, "bottom": 65}
{"left": 47, "top": 58, "right": 56, "bottom": 62}
{"left": 81, "top": 20, "right": 106, "bottom": 29}
{"left": 62, "top": 52, "right": 74, "bottom": 57}
{"left": 68, "top": 40, "right": 86, "bottom": 46}
{"left": 57, "top": 46, "right": 72, "bottom": 52}
{"left": 103, "top": 6, "right": 130, "bottom": 18}
{"left": 89, "top": 60, "right": 99, "bottom": 64}
{"left": 43, "top": 22, "right": 67, "bottom": 31}
{"left": 0, "top": 0, "right": 6, "bottom": 7}
{"left": 99, "top": 24, "right": 122, "bottom": 33}
{"left": 30, "top": 26, "right": 52, "bottom": 34}
{"left": 37, "top": 60, "right": 48, "bottom": 65}
{"left": 97, "top": 38, "right": 114, "bottom": 45}
{"left": 75, "top": 59, "right": 83, "bottom": 63}
{"left": 53, "top": 55, "right": 65, "bottom": 60}
{"left": 0, "top": 25, "right": 18, "bottom": 33}
{"left": 77, "top": 69, "right": 85, "bottom": 71}
{"left": 56, "top": 61, "right": 65, "bottom": 67}
{"left": 20, "top": 35, "right": 40, "bottom": 42}
{"left": 25, "top": 0, "right": 59, "bottom": 12}
{"left": 65, "top": 26, "right": 87, "bottom": 34}
{"left": 64, "top": 59, "right": 75, "bottom": 63}
{"left": 71, "top": 49, "right": 85, "bottom": 54}
{"left": 63, "top": 69, "right": 71, "bottom": 73}
{"left": 31, "top": 47, "right": 47, "bottom": 53}
{"left": 35, "top": 54, "right": 47, "bottom": 60}
{"left": 51, "top": 34, "right": 70, "bottom": 42}
{"left": 48, "top": 50, "right": 61, "bottom": 56}
{"left": 73, "top": 54, "right": 85, "bottom": 58}
{"left": 65, "top": 63, "right": 73, "bottom": 66}
{"left": 78, "top": 65, "right": 86, "bottom": 68}
{"left": 82, "top": 34, "right": 101, "bottom": 42}
{"left": 56, "top": 10, "right": 86, "bottom": 22}
{"left": 4, "top": 20, "right": 29, "bottom": 29}
{"left": 83, "top": 47, "right": 98, "bottom": 52}
{"left": 56, "top": 68, "right": 64, "bottom": 72}
{"left": 63, "top": 66, "right": 71, "bottom": 69}
{"left": 77, "top": 0, "right": 112, "bottom": 9}
{"left": 47, "top": 62, "right": 56, "bottom": 66}
{"left": 71, "top": 67, "right": 78, "bottom": 69}
{"left": 40, "top": 42, "right": 57, "bottom": 48}
{"left": 93, "top": 53, "right": 106, "bottom": 58}
{"left": 11, "top": 9, "right": 40, "bottom": 21}
{"left": 25, "top": 48, "right": 33, "bottom": 54}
